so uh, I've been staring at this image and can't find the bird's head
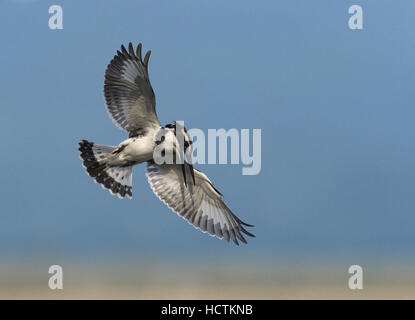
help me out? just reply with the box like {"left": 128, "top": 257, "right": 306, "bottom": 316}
{"left": 163, "top": 121, "right": 192, "bottom": 154}
{"left": 153, "top": 121, "right": 195, "bottom": 185}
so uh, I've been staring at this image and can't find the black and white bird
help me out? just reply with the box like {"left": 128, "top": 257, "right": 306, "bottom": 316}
{"left": 78, "top": 43, "right": 254, "bottom": 245}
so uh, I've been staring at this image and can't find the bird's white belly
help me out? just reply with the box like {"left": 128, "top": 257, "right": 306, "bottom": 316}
{"left": 121, "top": 136, "right": 155, "bottom": 163}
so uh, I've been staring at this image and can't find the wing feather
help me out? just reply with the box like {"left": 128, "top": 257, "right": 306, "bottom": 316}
{"left": 104, "top": 43, "right": 160, "bottom": 132}
{"left": 146, "top": 161, "right": 255, "bottom": 245}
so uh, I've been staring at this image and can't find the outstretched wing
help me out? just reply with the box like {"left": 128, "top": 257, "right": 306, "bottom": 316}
{"left": 146, "top": 161, "right": 255, "bottom": 245}
{"left": 104, "top": 43, "right": 160, "bottom": 132}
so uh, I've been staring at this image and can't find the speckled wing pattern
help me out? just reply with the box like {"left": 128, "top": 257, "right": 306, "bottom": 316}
{"left": 104, "top": 43, "right": 160, "bottom": 132}
{"left": 146, "top": 161, "right": 255, "bottom": 245}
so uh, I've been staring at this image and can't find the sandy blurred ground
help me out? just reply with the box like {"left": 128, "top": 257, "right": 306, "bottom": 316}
{"left": 0, "top": 257, "right": 414, "bottom": 299}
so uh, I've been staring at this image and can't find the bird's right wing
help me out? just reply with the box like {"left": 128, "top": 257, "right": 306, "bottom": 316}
{"left": 104, "top": 43, "right": 160, "bottom": 133}
{"left": 146, "top": 161, "right": 255, "bottom": 245}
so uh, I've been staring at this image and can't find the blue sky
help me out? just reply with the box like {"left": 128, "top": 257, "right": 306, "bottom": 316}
{"left": 0, "top": 0, "right": 414, "bottom": 262}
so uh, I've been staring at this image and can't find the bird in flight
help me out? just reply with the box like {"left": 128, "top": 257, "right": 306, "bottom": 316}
{"left": 78, "top": 43, "right": 254, "bottom": 245}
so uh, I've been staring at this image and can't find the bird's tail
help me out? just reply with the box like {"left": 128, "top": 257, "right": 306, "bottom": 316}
{"left": 78, "top": 140, "right": 133, "bottom": 199}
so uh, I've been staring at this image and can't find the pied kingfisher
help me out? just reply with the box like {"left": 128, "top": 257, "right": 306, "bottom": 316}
{"left": 78, "top": 43, "right": 254, "bottom": 245}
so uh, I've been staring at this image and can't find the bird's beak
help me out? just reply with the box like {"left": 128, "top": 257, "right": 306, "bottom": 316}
{"left": 181, "top": 163, "right": 187, "bottom": 187}
{"left": 189, "top": 163, "right": 195, "bottom": 185}
{"left": 181, "top": 163, "right": 196, "bottom": 187}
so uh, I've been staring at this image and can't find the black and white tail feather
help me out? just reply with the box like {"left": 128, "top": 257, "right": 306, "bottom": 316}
{"left": 78, "top": 140, "right": 133, "bottom": 199}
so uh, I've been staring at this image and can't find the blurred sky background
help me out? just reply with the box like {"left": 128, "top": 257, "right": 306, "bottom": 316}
{"left": 0, "top": 0, "right": 414, "bottom": 298}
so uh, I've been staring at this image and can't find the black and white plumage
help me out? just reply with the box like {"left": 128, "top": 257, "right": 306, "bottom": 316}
{"left": 78, "top": 43, "right": 254, "bottom": 245}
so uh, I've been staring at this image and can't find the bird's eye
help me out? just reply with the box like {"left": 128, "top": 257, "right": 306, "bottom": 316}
{"left": 156, "top": 135, "right": 166, "bottom": 145}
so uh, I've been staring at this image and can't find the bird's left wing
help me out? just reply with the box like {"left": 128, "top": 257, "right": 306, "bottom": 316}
{"left": 104, "top": 43, "right": 160, "bottom": 133}
{"left": 146, "top": 161, "right": 255, "bottom": 245}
